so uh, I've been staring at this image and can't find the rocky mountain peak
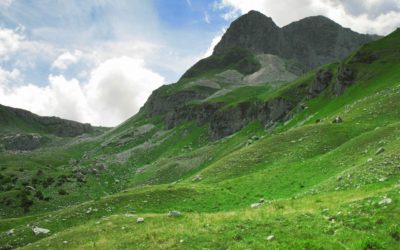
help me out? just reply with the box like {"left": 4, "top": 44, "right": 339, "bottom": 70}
{"left": 142, "top": 11, "right": 380, "bottom": 140}
{"left": 213, "top": 10, "right": 281, "bottom": 55}
{"left": 212, "top": 11, "right": 378, "bottom": 72}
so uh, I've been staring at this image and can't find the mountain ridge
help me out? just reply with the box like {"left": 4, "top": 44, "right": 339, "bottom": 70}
{"left": 0, "top": 103, "right": 94, "bottom": 137}
{"left": 213, "top": 11, "right": 379, "bottom": 72}
{"left": 142, "top": 12, "right": 381, "bottom": 140}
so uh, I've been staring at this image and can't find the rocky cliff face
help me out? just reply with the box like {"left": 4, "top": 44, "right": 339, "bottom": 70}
{"left": 1, "top": 133, "right": 44, "bottom": 151}
{"left": 140, "top": 11, "right": 377, "bottom": 140}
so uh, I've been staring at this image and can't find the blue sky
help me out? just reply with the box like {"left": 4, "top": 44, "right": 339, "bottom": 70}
{"left": 0, "top": 0, "right": 399, "bottom": 126}
{"left": 0, "top": 0, "right": 230, "bottom": 84}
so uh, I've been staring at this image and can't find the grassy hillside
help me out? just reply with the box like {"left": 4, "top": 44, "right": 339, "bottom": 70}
{"left": 0, "top": 29, "right": 399, "bottom": 249}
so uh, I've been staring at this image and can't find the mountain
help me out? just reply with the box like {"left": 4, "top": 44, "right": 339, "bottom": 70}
{"left": 0, "top": 104, "right": 96, "bottom": 151}
{"left": 0, "top": 104, "right": 93, "bottom": 137}
{"left": 143, "top": 12, "right": 378, "bottom": 140}
{"left": 1, "top": 13, "right": 400, "bottom": 250}
{"left": 182, "top": 11, "right": 378, "bottom": 81}
{"left": 213, "top": 11, "right": 379, "bottom": 72}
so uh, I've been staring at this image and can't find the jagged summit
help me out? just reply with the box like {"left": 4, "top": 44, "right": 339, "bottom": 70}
{"left": 143, "top": 11, "right": 382, "bottom": 140}
{"left": 287, "top": 15, "right": 341, "bottom": 26}
{"left": 213, "top": 10, "right": 281, "bottom": 56}
{"left": 212, "top": 11, "right": 378, "bottom": 72}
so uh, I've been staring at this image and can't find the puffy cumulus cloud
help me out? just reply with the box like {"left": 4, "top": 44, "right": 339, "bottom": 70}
{"left": 84, "top": 56, "right": 164, "bottom": 126}
{"left": 0, "top": 27, "right": 23, "bottom": 59}
{"left": 216, "top": 0, "right": 400, "bottom": 35}
{"left": 0, "top": 57, "right": 164, "bottom": 126}
{"left": 51, "top": 50, "right": 82, "bottom": 70}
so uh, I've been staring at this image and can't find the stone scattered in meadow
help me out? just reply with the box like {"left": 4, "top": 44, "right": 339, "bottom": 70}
{"left": 251, "top": 203, "right": 262, "bottom": 208}
{"left": 375, "top": 147, "right": 385, "bottom": 155}
{"left": 32, "top": 226, "right": 50, "bottom": 235}
{"left": 168, "top": 210, "right": 182, "bottom": 217}
{"left": 378, "top": 197, "right": 392, "bottom": 205}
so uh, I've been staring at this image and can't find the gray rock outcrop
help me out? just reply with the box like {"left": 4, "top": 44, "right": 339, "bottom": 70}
{"left": 309, "top": 69, "right": 333, "bottom": 96}
{"left": 1, "top": 134, "right": 43, "bottom": 151}
{"left": 138, "top": 12, "right": 378, "bottom": 141}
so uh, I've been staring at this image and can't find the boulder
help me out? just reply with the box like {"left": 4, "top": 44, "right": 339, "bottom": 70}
{"left": 378, "top": 197, "right": 392, "bottom": 205}
{"left": 168, "top": 210, "right": 182, "bottom": 217}
{"left": 6, "top": 229, "right": 14, "bottom": 236}
{"left": 192, "top": 175, "right": 202, "bottom": 182}
{"left": 375, "top": 147, "right": 385, "bottom": 155}
{"left": 32, "top": 226, "right": 50, "bottom": 235}
{"left": 332, "top": 116, "right": 343, "bottom": 124}
{"left": 251, "top": 203, "right": 262, "bottom": 208}
{"left": 379, "top": 177, "right": 388, "bottom": 182}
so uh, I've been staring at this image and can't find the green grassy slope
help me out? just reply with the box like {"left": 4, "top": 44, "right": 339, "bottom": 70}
{"left": 0, "top": 29, "right": 400, "bottom": 249}
{"left": 0, "top": 104, "right": 98, "bottom": 137}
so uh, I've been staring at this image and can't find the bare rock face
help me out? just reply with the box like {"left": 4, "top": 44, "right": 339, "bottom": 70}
{"left": 38, "top": 116, "right": 93, "bottom": 137}
{"left": 180, "top": 47, "right": 261, "bottom": 80}
{"left": 1, "top": 134, "right": 43, "bottom": 151}
{"left": 214, "top": 11, "right": 282, "bottom": 56}
{"left": 243, "top": 54, "right": 298, "bottom": 84}
{"left": 309, "top": 69, "right": 333, "bottom": 96}
{"left": 214, "top": 11, "right": 377, "bottom": 73}
{"left": 141, "top": 87, "right": 214, "bottom": 117}
{"left": 209, "top": 102, "right": 256, "bottom": 140}
{"left": 334, "top": 65, "right": 355, "bottom": 95}
{"left": 138, "top": 12, "right": 378, "bottom": 141}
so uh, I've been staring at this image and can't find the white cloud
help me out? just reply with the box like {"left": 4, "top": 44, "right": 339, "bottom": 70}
{"left": 52, "top": 50, "right": 82, "bottom": 70}
{"left": 84, "top": 56, "right": 164, "bottom": 126}
{"left": 204, "top": 30, "right": 225, "bottom": 57}
{"left": 0, "top": 56, "right": 164, "bottom": 126}
{"left": 216, "top": 0, "right": 400, "bottom": 35}
{"left": 0, "top": 67, "right": 19, "bottom": 84}
{"left": 0, "top": 27, "right": 23, "bottom": 59}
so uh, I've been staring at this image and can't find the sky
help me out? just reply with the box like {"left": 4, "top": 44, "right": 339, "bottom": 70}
{"left": 0, "top": 0, "right": 399, "bottom": 126}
